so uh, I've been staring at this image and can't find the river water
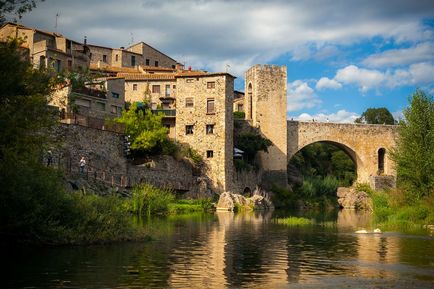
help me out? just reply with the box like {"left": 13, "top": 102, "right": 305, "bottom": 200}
{"left": 3, "top": 210, "right": 434, "bottom": 288}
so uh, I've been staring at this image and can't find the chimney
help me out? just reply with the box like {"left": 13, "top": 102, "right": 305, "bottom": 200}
{"left": 84, "top": 36, "right": 87, "bottom": 45}
{"left": 188, "top": 66, "right": 192, "bottom": 71}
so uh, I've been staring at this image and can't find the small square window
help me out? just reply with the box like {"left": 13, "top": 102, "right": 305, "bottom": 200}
{"left": 155, "top": 60, "right": 159, "bottom": 67}
{"left": 102, "top": 54, "right": 107, "bottom": 62}
{"left": 112, "top": 92, "right": 120, "bottom": 99}
{"left": 207, "top": 98, "right": 215, "bottom": 114}
{"left": 115, "top": 54, "right": 119, "bottom": 62}
{"left": 207, "top": 81, "right": 215, "bottom": 89}
{"left": 206, "top": 124, "right": 214, "bottom": 134}
{"left": 185, "top": 97, "right": 194, "bottom": 108}
{"left": 206, "top": 150, "right": 214, "bottom": 158}
{"left": 146, "top": 59, "right": 150, "bottom": 66}
{"left": 152, "top": 85, "right": 160, "bottom": 94}
{"left": 133, "top": 84, "right": 138, "bottom": 91}
{"left": 186, "top": 78, "right": 194, "bottom": 83}
{"left": 186, "top": 125, "right": 194, "bottom": 135}
{"left": 131, "top": 55, "right": 136, "bottom": 66}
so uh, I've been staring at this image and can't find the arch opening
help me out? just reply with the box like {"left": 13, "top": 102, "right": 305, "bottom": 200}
{"left": 247, "top": 83, "right": 253, "bottom": 120}
{"left": 243, "top": 187, "right": 252, "bottom": 197}
{"left": 378, "top": 148, "right": 386, "bottom": 175}
{"left": 288, "top": 141, "right": 358, "bottom": 199}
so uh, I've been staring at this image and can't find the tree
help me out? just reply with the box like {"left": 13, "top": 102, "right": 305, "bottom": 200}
{"left": 113, "top": 102, "right": 169, "bottom": 154}
{"left": 0, "top": 0, "right": 44, "bottom": 24}
{"left": 355, "top": 107, "right": 395, "bottom": 124}
{"left": 391, "top": 90, "right": 434, "bottom": 199}
{"left": 234, "top": 132, "right": 272, "bottom": 163}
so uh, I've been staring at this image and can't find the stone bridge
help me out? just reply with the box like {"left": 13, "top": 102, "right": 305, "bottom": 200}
{"left": 286, "top": 121, "right": 398, "bottom": 184}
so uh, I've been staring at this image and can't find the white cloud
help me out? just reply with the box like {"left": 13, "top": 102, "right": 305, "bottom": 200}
{"left": 316, "top": 77, "right": 342, "bottom": 90}
{"left": 363, "top": 42, "right": 434, "bottom": 67}
{"left": 287, "top": 80, "right": 321, "bottom": 112}
{"left": 19, "top": 0, "right": 434, "bottom": 77}
{"left": 292, "top": 110, "right": 360, "bottom": 123}
{"left": 408, "top": 62, "right": 434, "bottom": 84}
{"left": 335, "top": 65, "right": 386, "bottom": 92}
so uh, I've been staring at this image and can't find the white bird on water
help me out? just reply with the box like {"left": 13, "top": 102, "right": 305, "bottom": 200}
{"left": 355, "top": 228, "right": 382, "bottom": 234}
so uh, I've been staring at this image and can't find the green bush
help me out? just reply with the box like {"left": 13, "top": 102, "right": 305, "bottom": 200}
{"left": 128, "top": 184, "right": 175, "bottom": 217}
{"left": 275, "top": 217, "right": 313, "bottom": 226}
{"left": 234, "top": 111, "right": 245, "bottom": 119}
{"left": 167, "top": 198, "right": 213, "bottom": 214}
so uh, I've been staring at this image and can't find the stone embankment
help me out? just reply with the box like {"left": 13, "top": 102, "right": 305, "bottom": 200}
{"left": 337, "top": 187, "right": 373, "bottom": 211}
{"left": 217, "top": 188, "right": 274, "bottom": 211}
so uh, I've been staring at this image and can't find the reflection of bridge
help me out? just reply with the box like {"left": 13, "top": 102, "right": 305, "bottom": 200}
{"left": 287, "top": 121, "right": 398, "bottom": 184}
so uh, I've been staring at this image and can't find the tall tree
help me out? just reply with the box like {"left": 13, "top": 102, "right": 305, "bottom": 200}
{"left": 355, "top": 107, "right": 395, "bottom": 124}
{"left": 391, "top": 90, "right": 434, "bottom": 199}
{"left": 0, "top": 0, "right": 44, "bottom": 24}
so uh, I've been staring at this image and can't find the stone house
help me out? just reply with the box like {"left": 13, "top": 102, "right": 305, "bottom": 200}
{"left": 0, "top": 22, "right": 90, "bottom": 71}
{"left": 51, "top": 77, "right": 126, "bottom": 127}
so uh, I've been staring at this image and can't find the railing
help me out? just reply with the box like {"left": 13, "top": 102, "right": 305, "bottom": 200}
{"left": 152, "top": 109, "right": 176, "bottom": 117}
{"left": 61, "top": 113, "right": 125, "bottom": 133}
{"left": 72, "top": 87, "right": 106, "bottom": 99}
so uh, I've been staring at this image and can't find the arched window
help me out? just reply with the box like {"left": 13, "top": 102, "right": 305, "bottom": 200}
{"left": 378, "top": 148, "right": 386, "bottom": 175}
{"left": 247, "top": 83, "right": 253, "bottom": 119}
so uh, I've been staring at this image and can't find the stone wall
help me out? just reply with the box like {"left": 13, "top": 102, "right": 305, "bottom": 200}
{"left": 232, "top": 169, "right": 262, "bottom": 194}
{"left": 287, "top": 121, "right": 398, "bottom": 185}
{"left": 245, "top": 65, "right": 288, "bottom": 187}
{"left": 175, "top": 74, "right": 234, "bottom": 193}
{"left": 127, "top": 42, "right": 177, "bottom": 68}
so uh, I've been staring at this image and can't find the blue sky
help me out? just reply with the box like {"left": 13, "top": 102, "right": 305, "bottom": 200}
{"left": 15, "top": 0, "right": 434, "bottom": 122}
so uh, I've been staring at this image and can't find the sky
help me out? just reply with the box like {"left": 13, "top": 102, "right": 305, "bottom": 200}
{"left": 15, "top": 0, "right": 434, "bottom": 123}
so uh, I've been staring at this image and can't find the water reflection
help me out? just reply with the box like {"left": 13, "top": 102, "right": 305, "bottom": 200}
{"left": 2, "top": 210, "right": 434, "bottom": 288}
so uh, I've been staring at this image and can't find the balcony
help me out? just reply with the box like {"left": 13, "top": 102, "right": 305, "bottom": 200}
{"left": 152, "top": 109, "right": 176, "bottom": 117}
{"left": 72, "top": 87, "right": 106, "bottom": 99}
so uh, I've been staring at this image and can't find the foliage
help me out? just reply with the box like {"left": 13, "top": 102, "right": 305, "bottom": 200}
{"left": 234, "top": 132, "right": 272, "bottom": 164}
{"left": 355, "top": 107, "right": 395, "bottom": 124}
{"left": 168, "top": 198, "right": 213, "bottom": 214}
{"left": 0, "top": 0, "right": 43, "bottom": 24}
{"left": 234, "top": 159, "right": 254, "bottom": 171}
{"left": 113, "top": 102, "right": 169, "bottom": 155}
{"left": 290, "top": 142, "right": 356, "bottom": 186}
{"left": 233, "top": 111, "right": 245, "bottom": 119}
{"left": 179, "top": 145, "right": 203, "bottom": 166}
{"left": 275, "top": 216, "right": 313, "bottom": 226}
{"left": 391, "top": 90, "right": 434, "bottom": 199}
{"left": 128, "top": 184, "right": 175, "bottom": 217}
{"left": 0, "top": 39, "right": 144, "bottom": 244}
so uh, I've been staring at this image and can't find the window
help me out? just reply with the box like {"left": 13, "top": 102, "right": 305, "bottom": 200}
{"left": 152, "top": 85, "right": 160, "bottom": 94}
{"left": 186, "top": 78, "right": 194, "bottom": 83}
{"left": 206, "top": 124, "right": 214, "bottom": 134}
{"left": 75, "top": 99, "right": 90, "bottom": 107}
{"left": 146, "top": 59, "right": 150, "bottom": 66}
{"left": 95, "top": 102, "right": 105, "bottom": 111}
{"left": 102, "top": 54, "right": 107, "bottom": 62}
{"left": 172, "top": 65, "right": 175, "bottom": 69}
{"left": 53, "top": 59, "right": 61, "bottom": 72}
{"left": 67, "top": 59, "right": 72, "bottom": 69}
{"left": 155, "top": 60, "right": 159, "bottom": 67}
{"left": 165, "top": 84, "right": 171, "bottom": 97}
{"left": 185, "top": 97, "right": 194, "bottom": 108}
{"left": 378, "top": 148, "right": 386, "bottom": 174}
{"left": 111, "top": 105, "right": 117, "bottom": 114}
{"left": 206, "top": 150, "right": 214, "bottom": 158}
{"left": 133, "top": 84, "right": 138, "bottom": 91}
{"left": 237, "top": 103, "right": 244, "bottom": 112}
{"left": 186, "top": 125, "right": 194, "bottom": 135}
{"left": 112, "top": 92, "right": 120, "bottom": 99}
{"left": 173, "top": 85, "right": 176, "bottom": 89}
{"left": 115, "top": 54, "right": 119, "bottom": 62}
{"left": 39, "top": 56, "right": 46, "bottom": 68}
{"left": 131, "top": 55, "right": 136, "bottom": 66}
{"left": 207, "top": 81, "right": 215, "bottom": 89}
{"left": 207, "top": 98, "right": 215, "bottom": 114}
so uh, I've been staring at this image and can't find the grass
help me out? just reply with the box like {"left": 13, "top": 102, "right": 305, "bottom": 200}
{"left": 168, "top": 199, "right": 213, "bottom": 214}
{"left": 357, "top": 183, "right": 434, "bottom": 234}
{"left": 275, "top": 216, "right": 313, "bottom": 226}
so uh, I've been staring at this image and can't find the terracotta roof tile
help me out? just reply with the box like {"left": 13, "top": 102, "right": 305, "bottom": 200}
{"left": 116, "top": 73, "right": 176, "bottom": 81}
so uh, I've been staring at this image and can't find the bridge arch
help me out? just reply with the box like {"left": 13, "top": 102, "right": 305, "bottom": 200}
{"left": 287, "top": 121, "right": 398, "bottom": 184}
{"left": 288, "top": 140, "right": 362, "bottom": 185}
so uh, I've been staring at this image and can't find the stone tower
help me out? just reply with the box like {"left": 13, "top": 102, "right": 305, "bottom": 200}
{"left": 245, "top": 65, "right": 288, "bottom": 187}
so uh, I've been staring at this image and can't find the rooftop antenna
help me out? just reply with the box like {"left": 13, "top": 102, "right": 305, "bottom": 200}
{"left": 130, "top": 32, "right": 134, "bottom": 45}
{"left": 225, "top": 64, "right": 231, "bottom": 73}
{"left": 55, "top": 12, "right": 60, "bottom": 31}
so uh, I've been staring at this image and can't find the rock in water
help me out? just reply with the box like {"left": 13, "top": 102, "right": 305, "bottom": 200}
{"left": 337, "top": 187, "right": 373, "bottom": 211}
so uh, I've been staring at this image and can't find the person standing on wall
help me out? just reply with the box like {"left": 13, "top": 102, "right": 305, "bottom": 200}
{"left": 79, "top": 156, "right": 86, "bottom": 175}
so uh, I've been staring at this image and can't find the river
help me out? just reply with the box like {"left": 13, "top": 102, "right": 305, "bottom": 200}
{"left": 3, "top": 210, "right": 434, "bottom": 288}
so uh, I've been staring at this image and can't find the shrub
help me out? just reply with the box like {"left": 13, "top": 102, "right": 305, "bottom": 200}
{"left": 234, "top": 111, "right": 245, "bottom": 119}
{"left": 275, "top": 217, "right": 313, "bottom": 226}
{"left": 128, "top": 184, "right": 175, "bottom": 217}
